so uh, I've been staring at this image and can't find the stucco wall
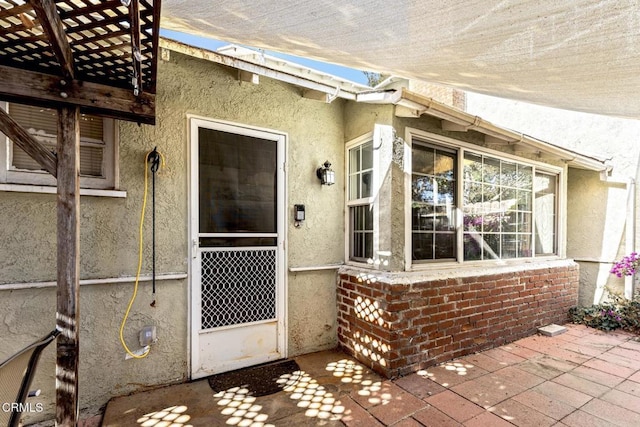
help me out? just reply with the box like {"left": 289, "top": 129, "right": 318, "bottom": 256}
{"left": 0, "top": 49, "right": 346, "bottom": 423}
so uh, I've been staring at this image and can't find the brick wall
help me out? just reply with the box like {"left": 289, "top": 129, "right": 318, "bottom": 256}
{"left": 337, "top": 261, "right": 579, "bottom": 378}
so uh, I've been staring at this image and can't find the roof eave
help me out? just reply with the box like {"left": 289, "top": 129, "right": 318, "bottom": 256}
{"left": 159, "top": 38, "right": 360, "bottom": 101}
{"left": 357, "top": 88, "right": 610, "bottom": 173}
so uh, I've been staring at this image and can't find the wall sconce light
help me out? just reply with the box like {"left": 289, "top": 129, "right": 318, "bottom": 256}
{"left": 316, "top": 161, "right": 335, "bottom": 186}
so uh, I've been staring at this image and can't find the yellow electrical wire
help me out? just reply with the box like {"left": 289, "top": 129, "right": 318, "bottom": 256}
{"left": 119, "top": 148, "right": 164, "bottom": 359}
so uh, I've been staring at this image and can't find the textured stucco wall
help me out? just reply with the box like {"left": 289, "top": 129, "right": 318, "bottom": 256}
{"left": 0, "top": 49, "right": 346, "bottom": 422}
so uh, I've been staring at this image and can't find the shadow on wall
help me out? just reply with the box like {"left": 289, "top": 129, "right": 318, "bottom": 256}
{"left": 567, "top": 168, "right": 629, "bottom": 306}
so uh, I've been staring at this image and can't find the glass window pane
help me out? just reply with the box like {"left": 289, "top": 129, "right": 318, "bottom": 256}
{"left": 361, "top": 141, "right": 373, "bottom": 169}
{"left": 517, "top": 189, "right": 532, "bottom": 211}
{"left": 535, "top": 173, "right": 557, "bottom": 255}
{"left": 463, "top": 153, "right": 482, "bottom": 183}
{"left": 349, "top": 146, "right": 360, "bottom": 174}
{"left": 518, "top": 165, "right": 533, "bottom": 188}
{"left": 436, "top": 177, "right": 455, "bottom": 204}
{"left": 483, "top": 157, "right": 500, "bottom": 184}
{"left": 463, "top": 233, "right": 482, "bottom": 260}
{"left": 435, "top": 233, "right": 455, "bottom": 258}
{"left": 412, "top": 233, "right": 434, "bottom": 260}
{"left": 412, "top": 176, "right": 434, "bottom": 203}
{"left": 435, "top": 151, "right": 455, "bottom": 176}
{"left": 199, "top": 128, "right": 277, "bottom": 234}
{"left": 361, "top": 170, "right": 373, "bottom": 198}
{"left": 413, "top": 145, "right": 435, "bottom": 174}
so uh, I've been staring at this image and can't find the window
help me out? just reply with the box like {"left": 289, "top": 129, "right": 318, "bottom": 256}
{"left": 0, "top": 102, "right": 117, "bottom": 189}
{"left": 412, "top": 142, "right": 457, "bottom": 260}
{"left": 347, "top": 138, "right": 374, "bottom": 262}
{"left": 462, "top": 153, "right": 532, "bottom": 260}
{"left": 411, "top": 134, "right": 560, "bottom": 264}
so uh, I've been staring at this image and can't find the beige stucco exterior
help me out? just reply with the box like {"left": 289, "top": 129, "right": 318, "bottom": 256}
{"left": 0, "top": 45, "right": 616, "bottom": 424}
{"left": 1, "top": 48, "right": 346, "bottom": 423}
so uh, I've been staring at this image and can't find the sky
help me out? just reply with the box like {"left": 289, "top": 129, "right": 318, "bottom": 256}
{"left": 160, "top": 29, "right": 372, "bottom": 86}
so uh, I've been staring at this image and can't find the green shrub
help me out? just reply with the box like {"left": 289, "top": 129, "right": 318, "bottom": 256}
{"left": 569, "top": 289, "right": 640, "bottom": 334}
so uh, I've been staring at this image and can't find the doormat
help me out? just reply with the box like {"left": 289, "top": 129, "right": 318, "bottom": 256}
{"left": 207, "top": 359, "right": 301, "bottom": 397}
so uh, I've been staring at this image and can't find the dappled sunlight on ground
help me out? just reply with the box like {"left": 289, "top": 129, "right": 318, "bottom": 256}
{"left": 213, "top": 387, "right": 274, "bottom": 427}
{"left": 416, "top": 360, "right": 477, "bottom": 387}
{"left": 277, "top": 370, "right": 345, "bottom": 421}
{"left": 136, "top": 405, "right": 193, "bottom": 427}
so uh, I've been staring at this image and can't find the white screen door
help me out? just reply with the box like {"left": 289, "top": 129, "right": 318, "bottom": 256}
{"left": 190, "top": 118, "right": 286, "bottom": 379}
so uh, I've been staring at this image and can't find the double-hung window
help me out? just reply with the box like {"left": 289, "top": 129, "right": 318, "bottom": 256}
{"left": 0, "top": 102, "right": 117, "bottom": 190}
{"left": 411, "top": 133, "right": 560, "bottom": 264}
{"left": 347, "top": 138, "right": 375, "bottom": 262}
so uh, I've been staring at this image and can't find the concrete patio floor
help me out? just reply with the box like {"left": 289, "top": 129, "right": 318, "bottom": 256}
{"left": 102, "top": 324, "right": 640, "bottom": 426}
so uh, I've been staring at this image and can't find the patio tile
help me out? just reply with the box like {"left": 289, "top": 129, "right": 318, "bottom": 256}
{"left": 630, "top": 371, "right": 640, "bottom": 383}
{"left": 517, "top": 355, "right": 577, "bottom": 379}
{"left": 451, "top": 374, "right": 528, "bottom": 409}
{"left": 570, "top": 365, "right": 626, "bottom": 388}
{"left": 619, "top": 339, "right": 640, "bottom": 352}
{"left": 461, "top": 352, "right": 509, "bottom": 372}
{"left": 595, "top": 350, "right": 638, "bottom": 370}
{"left": 512, "top": 390, "right": 576, "bottom": 420}
{"left": 351, "top": 380, "right": 405, "bottom": 409}
{"left": 489, "top": 397, "right": 556, "bottom": 427}
{"left": 539, "top": 346, "right": 592, "bottom": 365}
{"left": 531, "top": 381, "right": 593, "bottom": 408}
{"left": 481, "top": 347, "right": 526, "bottom": 366}
{"left": 616, "top": 379, "right": 640, "bottom": 397}
{"left": 492, "top": 365, "right": 546, "bottom": 388}
{"left": 367, "top": 390, "right": 427, "bottom": 425}
{"left": 561, "top": 341, "right": 608, "bottom": 358}
{"left": 340, "top": 395, "right": 385, "bottom": 427}
{"left": 607, "top": 345, "right": 640, "bottom": 360}
{"left": 599, "top": 389, "right": 640, "bottom": 414}
{"left": 560, "top": 409, "right": 618, "bottom": 427}
{"left": 412, "top": 405, "right": 463, "bottom": 426}
{"left": 393, "top": 373, "right": 447, "bottom": 399}
{"left": 463, "top": 410, "right": 515, "bottom": 427}
{"left": 583, "top": 357, "right": 636, "bottom": 378}
{"left": 391, "top": 417, "right": 424, "bottom": 427}
{"left": 500, "top": 343, "right": 545, "bottom": 359}
{"left": 419, "top": 361, "right": 488, "bottom": 388}
{"left": 551, "top": 372, "right": 610, "bottom": 397}
{"left": 425, "top": 390, "right": 485, "bottom": 423}
{"left": 515, "top": 335, "right": 561, "bottom": 353}
{"left": 580, "top": 398, "right": 640, "bottom": 427}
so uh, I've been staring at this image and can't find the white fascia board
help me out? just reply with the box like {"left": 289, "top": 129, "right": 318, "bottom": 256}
{"left": 160, "top": 38, "right": 359, "bottom": 101}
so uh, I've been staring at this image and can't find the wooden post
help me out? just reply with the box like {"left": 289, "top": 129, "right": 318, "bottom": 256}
{"left": 55, "top": 106, "right": 80, "bottom": 427}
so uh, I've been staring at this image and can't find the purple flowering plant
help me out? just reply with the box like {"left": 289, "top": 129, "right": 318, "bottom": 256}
{"left": 610, "top": 252, "right": 640, "bottom": 278}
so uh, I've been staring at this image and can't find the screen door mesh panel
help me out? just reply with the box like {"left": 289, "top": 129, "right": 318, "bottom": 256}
{"left": 201, "top": 248, "right": 277, "bottom": 329}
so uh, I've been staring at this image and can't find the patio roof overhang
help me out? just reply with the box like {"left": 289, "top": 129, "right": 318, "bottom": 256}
{"left": 161, "top": 0, "right": 640, "bottom": 120}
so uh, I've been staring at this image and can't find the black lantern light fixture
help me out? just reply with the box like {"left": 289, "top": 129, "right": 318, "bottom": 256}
{"left": 316, "top": 160, "right": 335, "bottom": 186}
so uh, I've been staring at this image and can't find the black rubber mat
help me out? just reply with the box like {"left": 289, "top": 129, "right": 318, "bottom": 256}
{"left": 207, "top": 359, "right": 301, "bottom": 397}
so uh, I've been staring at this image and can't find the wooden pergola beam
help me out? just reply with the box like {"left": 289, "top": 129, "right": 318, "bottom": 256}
{"left": 28, "top": 0, "right": 75, "bottom": 81}
{"left": 55, "top": 106, "right": 80, "bottom": 427}
{"left": 0, "top": 107, "right": 57, "bottom": 177}
{"left": 0, "top": 64, "right": 155, "bottom": 125}
{"left": 129, "top": 0, "right": 143, "bottom": 95}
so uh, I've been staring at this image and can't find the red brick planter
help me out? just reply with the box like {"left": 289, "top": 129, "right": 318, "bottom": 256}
{"left": 337, "top": 261, "right": 579, "bottom": 378}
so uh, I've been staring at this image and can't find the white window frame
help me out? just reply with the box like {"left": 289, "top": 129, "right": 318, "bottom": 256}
{"left": 0, "top": 102, "right": 118, "bottom": 191}
{"left": 345, "top": 132, "right": 379, "bottom": 266}
{"left": 405, "top": 128, "right": 566, "bottom": 271}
